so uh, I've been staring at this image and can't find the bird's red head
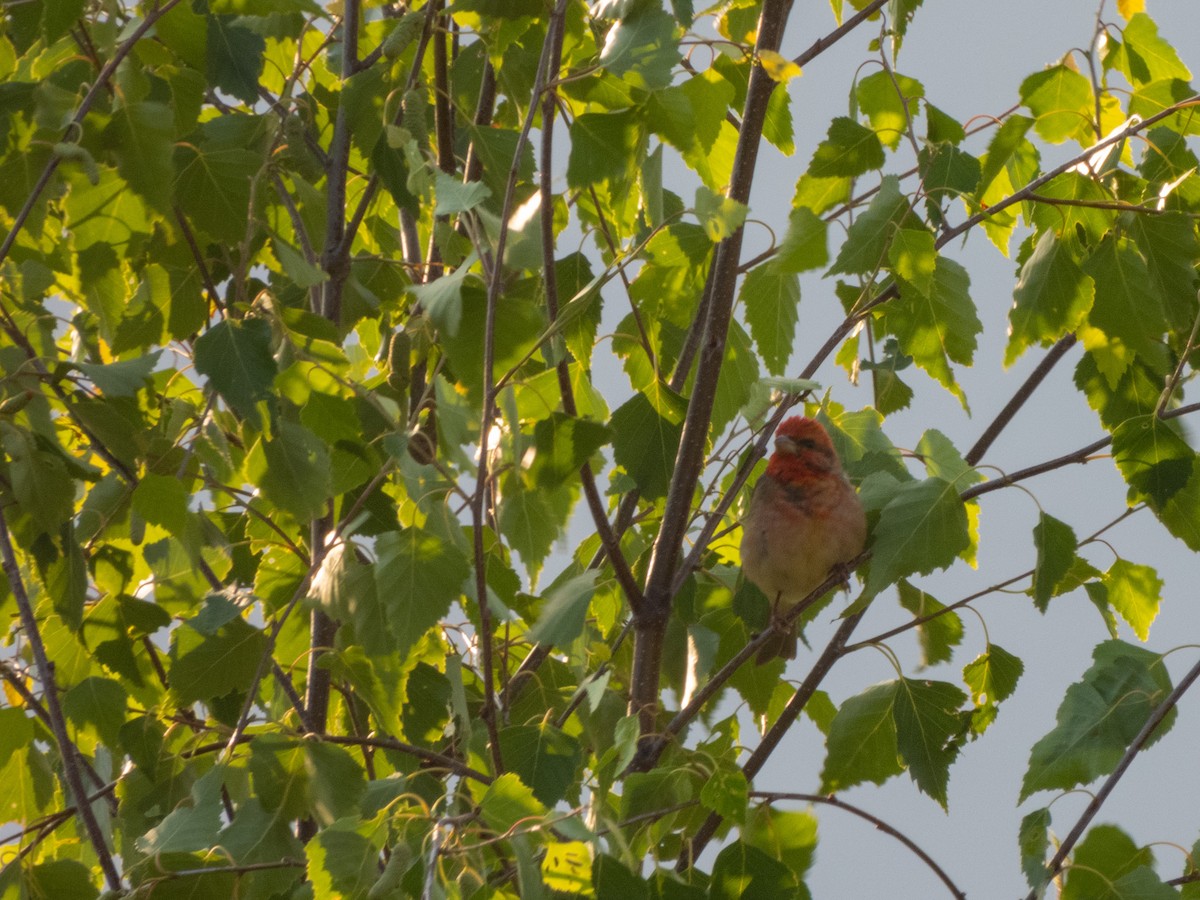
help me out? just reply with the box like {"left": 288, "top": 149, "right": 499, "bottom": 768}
{"left": 766, "top": 416, "right": 839, "bottom": 479}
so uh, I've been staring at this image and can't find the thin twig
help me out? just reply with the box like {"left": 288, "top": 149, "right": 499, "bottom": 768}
{"left": 965, "top": 334, "right": 1078, "bottom": 465}
{"left": 750, "top": 791, "right": 966, "bottom": 899}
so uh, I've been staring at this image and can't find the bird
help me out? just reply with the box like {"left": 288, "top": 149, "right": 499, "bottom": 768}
{"left": 740, "top": 416, "right": 867, "bottom": 664}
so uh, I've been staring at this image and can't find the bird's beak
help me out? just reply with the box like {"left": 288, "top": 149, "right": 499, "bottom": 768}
{"left": 775, "top": 435, "right": 800, "bottom": 456}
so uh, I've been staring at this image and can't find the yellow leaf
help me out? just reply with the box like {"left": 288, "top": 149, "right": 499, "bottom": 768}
{"left": 759, "top": 50, "right": 803, "bottom": 84}
{"left": 1117, "top": 0, "right": 1145, "bottom": 19}
{"left": 3, "top": 677, "right": 27, "bottom": 707}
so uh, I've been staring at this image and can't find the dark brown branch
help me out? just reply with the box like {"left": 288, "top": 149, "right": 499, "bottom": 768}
{"left": 965, "top": 334, "right": 1078, "bottom": 465}
{"left": 1025, "top": 653, "right": 1200, "bottom": 900}
{"left": 961, "top": 437, "right": 1112, "bottom": 502}
{"left": 749, "top": 791, "right": 966, "bottom": 899}
{"left": 791, "top": 0, "right": 889, "bottom": 69}
{"left": 0, "top": 509, "right": 122, "bottom": 892}
{"left": 631, "top": 0, "right": 796, "bottom": 751}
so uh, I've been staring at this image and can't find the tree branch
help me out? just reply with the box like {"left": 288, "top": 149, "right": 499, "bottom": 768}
{"left": 1025, "top": 652, "right": 1200, "bottom": 900}
{"left": 679, "top": 612, "right": 865, "bottom": 866}
{"left": 0, "top": 508, "right": 122, "bottom": 892}
{"left": 631, "top": 0, "right": 796, "bottom": 747}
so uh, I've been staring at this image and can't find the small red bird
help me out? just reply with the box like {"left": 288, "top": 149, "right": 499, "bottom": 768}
{"left": 740, "top": 416, "right": 867, "bottom": 663}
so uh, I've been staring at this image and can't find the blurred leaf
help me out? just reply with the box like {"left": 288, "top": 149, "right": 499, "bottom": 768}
{"left": 1063, "top": 824, "right": 1168, "bottom": 900}
{"left": 481, "top": 772, "right": 546, "bottom": 833}
{"left": 609, "top": 388, "right": 687, "bottom": 499}
{"left": 710, "top": 840, "right": 799, "bottom": 898}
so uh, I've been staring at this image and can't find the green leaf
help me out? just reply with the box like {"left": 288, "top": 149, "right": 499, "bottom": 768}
{"left": 709, "top": 840, "right": 799, "bottom": 898}
{"left": 407, "top": 255, "right": 481, "bottom": 338}
{"left": 821, "top": 682, "right": 903, "bottom": 792}
{"left": 893, "top": 677, "right": 967, "bottom": 808}
{"left": 742, "top": 806, "right": 817, "bottom": 881}
{"left": 0, "top": 423, "right": 75, "bottom": 534}
{"left": 374, "top": 527, "right": 471, "bottom": 658}
{"left": 434, "top": 170, "right": 492, "bottom": 216}
{"left": 270, "top": 234, "right": 327, "bottom": 289}
{"left": 498, "top": 477, "right": 570, "bottom": 580}
{"left": 480, "top": 772, "right": 547, "bottom": 833}
{"left": 880, "top": 256, "right": 979, "bottom": 408}
{"left": 1126, "top": 212, "right": 1200, "bottom": 334}
{"left": 74, "top": 351, "right": 162, "bottom": 397}
{"left": 862, "top": 477, "right": 970, "bottom": 600}
{"left": 528, "top": 414, "right": 611, "bottom": 488}
{"left": 306, "top": 818, "right": 379, "bottom": 900}
{"left": 1083, "top": 236, "right": 1168, "bottom": 367}
{"left": 136, "top": 766, "right": 225, "bottom": 854}
{"left": 598, "top": 7, "right": 680, "bottom": 91}
{"left": 1112, "top": 415, "right": 1194, "bottom": 508}
{"left": 193, "top": 318, "right": 277, "bottom": 427}
{"left": 699, "top": 763, "right": 749, "bottom": 825}
{"left": 1020, "top": 640, "right": 1174, "bottom": 801}
{"left": 962, "top": 644, "right": 1023, "bottom": 734}
{"left": 169, "top": 616, "right": 267, "bottom": 705}
{"left": 1104, "top": 559, "right": 1163, "bottom": 641}
{"left": 1018, "top": 807, "right": 1052, "bottom": 889}
{"left": 1063, "top": 824, "right": 1167, "bottom": 900}
{"left": 774, "top": 206, "right": 828, "bottom": 274}
{"left": 594, "top": 855, "right": 651, "bottom": 900}
{"left": 740, "top": 263, "right": 800, "bottom": 376}
{"left": 568, "top": 109, "right": 643, "bottom": 190}
{"left": 888, "top": 227, "right": 936, "bottom": 296}
{"left": 132, "top": 472, "right": 190, "bottom": 536}
{"left": 609, "top": 388, "right": 686, "bottom": 499}
{"left": 694, "top": 185, "right": 748, "bottom": 242}
{"left": 978, "top": 114, "right": 1035, "bottom": 195}
{"left": 808, "top": 117, "right": 885, "bottom": 178}
{"left": 896, "top": 580, "right": 962, "bottom": 667}
{"left": 256, "top": 421, "right": 333, "bottom": 522}
{"left": 174, "top": 140, "right": 261, "bottom": 242}
{"left": 1114, "top": 13, "right": 1191, "bottom": 86}
{"left": 62, "top": 676, "right": 127, "bottom": 749}
{"left": 102, "top": 102, "right": 175, "bottom": 212}
{"left": 829, "top": 175, "right": 909, "bottom": 275}
{"left": 499, "top": 724, "right": 582, "bottom": 807}
{"left": 1031, "top": 512, "right": 1077, "bottom": 610}
{"left": 527, "top": 572, "right": 598, "bottom": 647}
{"left": 648, "top": 72, "right": 738, "bottom": 191}
{"left": 1019, "top": 64, "right": 1094, "bottom": 144}
{"left": 762, "top": 80, "right": 795, "bottom": 156}
{"left": 855, "top": 70, "right": 924, "bottom": 150}
{"left": 1005, "top": 230, "right": 1094, "bottom": 366}
{"left": 206, "top": 14, "right": 265, "bottom": 104}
